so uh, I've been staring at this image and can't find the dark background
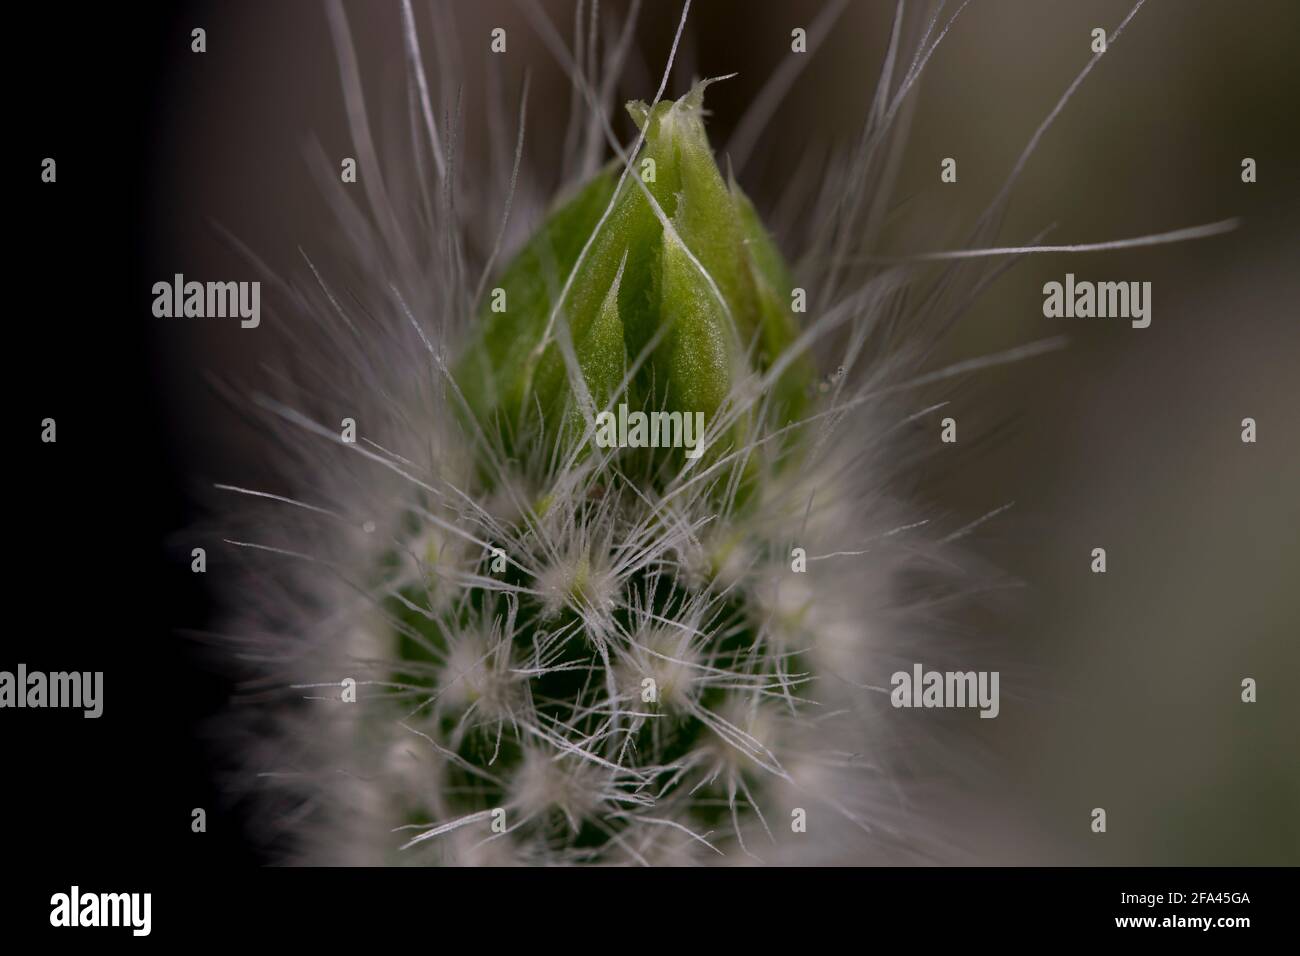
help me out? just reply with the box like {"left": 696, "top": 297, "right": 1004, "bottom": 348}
{"left": 6, "top": 0, "right": 1297, "bottom": 922}
{"left": 11, "top": 3, "right": 256, "bottom": 875}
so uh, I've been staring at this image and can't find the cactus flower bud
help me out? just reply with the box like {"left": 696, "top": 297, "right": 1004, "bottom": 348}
{"left": 456, "top": 81, "right": 811, "bottom": 465}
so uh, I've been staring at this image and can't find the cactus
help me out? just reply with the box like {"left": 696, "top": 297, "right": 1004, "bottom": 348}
{"left": 224, "top": 4, "right": 988, "bottom": 867}
{"left": 217, "top": 72, "right": 922, "bottom": 866}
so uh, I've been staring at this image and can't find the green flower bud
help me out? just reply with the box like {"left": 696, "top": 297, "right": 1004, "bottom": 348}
{"left": 455, "top": 81, "right": 812, "bottom": 464}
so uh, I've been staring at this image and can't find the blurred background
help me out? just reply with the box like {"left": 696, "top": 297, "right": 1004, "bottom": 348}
{"left": 142, "top": 0, "right": 1299, "bottom": 864}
